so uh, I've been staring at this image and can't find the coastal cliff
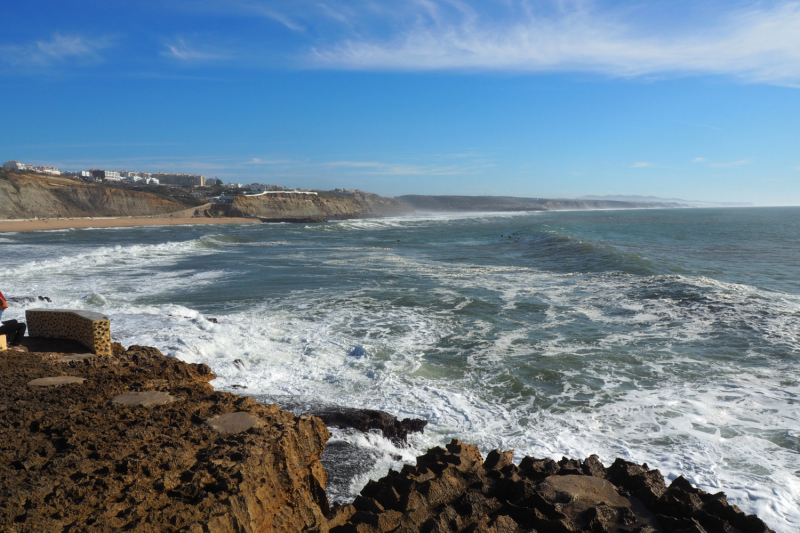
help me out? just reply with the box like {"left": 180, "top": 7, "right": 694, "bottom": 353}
{"left": 221, "top": 192, "right": 413, "bottom": 222}
{"left": 0, "top": 170, "right": 413, "bottom": 222}
{"left": 396, "top": 195, "right": 684, "bottom": 212}
{"left": 0, "top": 171, "right": 186, "bottom": 219}
{"left": 0, "top": 344, "right": 776, "bottom": 533}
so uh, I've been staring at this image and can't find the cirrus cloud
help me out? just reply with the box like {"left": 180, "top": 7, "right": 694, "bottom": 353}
{"left": 300, "top": 0, "right": 800, "bottom": 86}
{"left": 0, "top": 33, "right": 113, "bottom": 69}
{"left": 162, "top": 38, "right": 231, "bottom": 62}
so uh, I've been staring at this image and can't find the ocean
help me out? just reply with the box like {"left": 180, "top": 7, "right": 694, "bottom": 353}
{"left": 2, "top": 207, "right": 799, "bottom": 531}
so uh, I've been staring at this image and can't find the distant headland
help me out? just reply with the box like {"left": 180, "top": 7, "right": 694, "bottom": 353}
{"left": 395, "top": 194, "right": 748, "bottom": 211}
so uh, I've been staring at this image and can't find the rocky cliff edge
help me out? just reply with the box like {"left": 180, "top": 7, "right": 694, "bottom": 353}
{"left": 0, "top": 345, "right": 331, "bottom": 533}
{"left": 223, "top": 192, "right": 412, "bottom": 221}
{"left": 0, "top": 345, "right": 776, "bottom": 533}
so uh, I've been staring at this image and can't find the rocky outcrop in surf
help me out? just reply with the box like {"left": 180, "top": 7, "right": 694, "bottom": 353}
{"left": 321, "top": 440, "right": 774, "bottom": 533}
{"left": 253, "top": 395, "right": 428, "bottom": 444}
{"left": 221, "top": 191, "right": 412, "bottom": 222}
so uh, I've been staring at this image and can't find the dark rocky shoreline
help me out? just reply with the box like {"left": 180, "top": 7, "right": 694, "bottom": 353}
{"left": 321, "top": 441, "right": 774, "bottom": 533}
{"left": 252, "top": 394, "right": 428, "bottom": 444}
{"left": 1, "top": 344, "right": 775, "bottom": 533}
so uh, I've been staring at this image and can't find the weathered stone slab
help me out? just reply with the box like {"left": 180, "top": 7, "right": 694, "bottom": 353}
{"left": 206, "top": 411, "right": 264, "bottom": 434}
{"left": 26, "top": 308, "right": 112, "bottom": 356}
{"left": 28, "top": 376, "right": 86, "bottom": 387}
{"left": 112, "top": 391, "right": 176, "bottom": 407}
{"left": 58, "top": 353, "right": 96, "bottom": 363}
{"left": 536, "top": 474, "right": 663, "bottom": 531}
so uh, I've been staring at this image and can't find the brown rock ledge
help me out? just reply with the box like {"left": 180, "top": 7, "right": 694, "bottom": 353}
{"left": 0, "top": 345, "right": 776, "bottom": 533}
{"left": 0, "top": 345, "right": 331, "bottom": 533}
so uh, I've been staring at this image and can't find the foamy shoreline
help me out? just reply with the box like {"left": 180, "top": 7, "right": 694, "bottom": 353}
{"left": 0, "top": 216, "right": 262, "bottom": 233}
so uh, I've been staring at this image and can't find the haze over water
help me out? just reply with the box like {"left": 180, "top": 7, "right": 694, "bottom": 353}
{"left": 2, "top": 207, "right": 799, "bottom": 531}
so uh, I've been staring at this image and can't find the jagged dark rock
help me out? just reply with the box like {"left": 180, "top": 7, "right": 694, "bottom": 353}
{"left": 252, "top": 395, "right": 428, "bottom": 444}
{"left": 6, "top": 296, "right": 51, "bottom": 303}
{"left": 318, "top": 440, "right": 775, "bottom": 533}
{"left": 313, "top": 407, "right": 428, "bottom": 444}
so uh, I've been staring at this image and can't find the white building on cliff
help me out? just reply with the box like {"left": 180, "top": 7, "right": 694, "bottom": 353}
{"left": 4, "top": 161, "right": 28, "bottom": 170}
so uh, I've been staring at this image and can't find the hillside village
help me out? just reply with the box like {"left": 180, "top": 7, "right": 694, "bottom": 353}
{"left": 2, "top": 160, "right": 362, "bottom": 205}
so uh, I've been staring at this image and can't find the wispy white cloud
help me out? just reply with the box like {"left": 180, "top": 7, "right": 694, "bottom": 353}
{"left": 162, "top": 38, "right": 230, "bottom": 62}
{"left": 81, "top": 1, "right": 799, "bottom": 85}
{"left": 255, "top": 9, "right": 306, "bottom": 32}
{"left": 709, "top": 159, "right": 751, "bottom": 168}
{"left": 693, "top": 157, "right": 706, "bottom": 163}
{"left": 632, "top": 162, "right": 652, "bottom": 168}
{"left": 303, "top": 0, "right": 800, "bottom": 86}
{"left": 0, "top": 34, "right": 113, "bottom": 68}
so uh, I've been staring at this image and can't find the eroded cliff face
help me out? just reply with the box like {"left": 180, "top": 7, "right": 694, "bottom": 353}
{"left": 223, "top": 192, "right": 413, "bottom": 221}
{"left": 0, "top": 345, "right": 331, "bottom": 533}
{"left": 0, "top": 171, "right": 185, "bottom": 219}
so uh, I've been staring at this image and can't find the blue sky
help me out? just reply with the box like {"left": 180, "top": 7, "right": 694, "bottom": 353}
{"left": 1, "top": 0, "right": 799, "bottom": 204}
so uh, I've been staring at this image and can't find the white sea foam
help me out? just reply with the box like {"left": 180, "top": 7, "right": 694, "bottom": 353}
{"left": 335, "top": 211, "right": 540, "bottom": 230}
{"left": 2, "top": 219, "right": 799, "bottom": 531}
{"left": 8, "top": 239, "right": 209, "bottom": 279}
{"left": 91, "top": 277, "right": 799, "bottom": 529}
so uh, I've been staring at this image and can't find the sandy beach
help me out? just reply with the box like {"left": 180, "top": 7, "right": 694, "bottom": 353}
{"left": 0, "top": 216, "right": 262, "bottom": 233}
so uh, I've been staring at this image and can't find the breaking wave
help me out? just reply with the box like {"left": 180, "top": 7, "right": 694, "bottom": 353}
{"left": 2, "top": 208, "right": 799, "bottom": 531}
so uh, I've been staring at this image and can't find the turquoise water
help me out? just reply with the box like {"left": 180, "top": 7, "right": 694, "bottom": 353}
{"left": 2, "top": 207, "right": 799, "bottom": 530}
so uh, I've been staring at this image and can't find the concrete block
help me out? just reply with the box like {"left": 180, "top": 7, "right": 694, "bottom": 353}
{"left": 26, "top": 309, "right": 112, "bottom": 356}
